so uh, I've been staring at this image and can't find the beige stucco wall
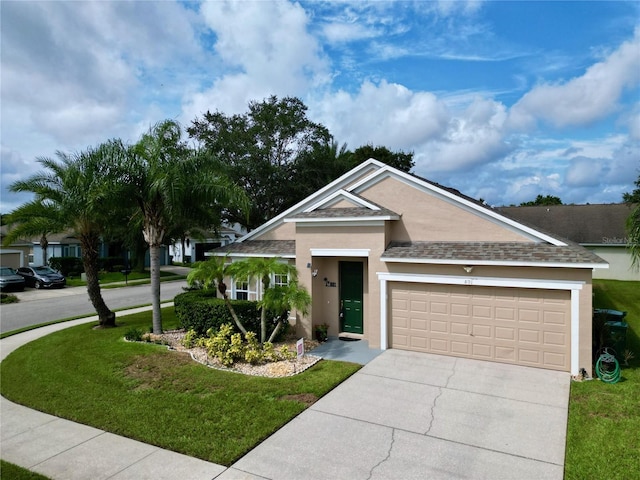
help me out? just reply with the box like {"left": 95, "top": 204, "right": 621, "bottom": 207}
{"left": 328, "top": 199, "right": 358, "bottom": 209}
{"left": 587, "top": 246, "right": 639, "bottom": 281}
{"left": 294, "top": 224, "right": 387, "bottom": 345}
{"left": 358, "top": 176, "right": 532, "bottom": 243}
{"left": 256, "top": 221, "right": 296, "bottom": 241}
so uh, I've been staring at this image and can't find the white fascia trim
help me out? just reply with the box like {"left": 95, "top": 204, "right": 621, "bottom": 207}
{"left": 347, "top": 166, "right": 567, "bottom": 246}
{"left": 303, "top": 189, "right": 381, "bottom": 213}
{"left": 377, "top": 271, "right": 584, "bottom": 374}
{"left": 285, "top": 218, "right": 391, "bottom": 226}
{"left": 312, "top": 248, "right": 370, "bottom": 257}
{"left": 571, "top": 289, "right": 580, "bottom": 376}
{"left": 236, "top": 159, "right": 386, "bottom": 243}
{"left": 377, "top": 272, "right": 584, "bottom": 290}
{"left": 205, "top": 252, "right": 295, "bottom": 259}
{"left": 381, "top": 257, "right": 607, "bottom": 269}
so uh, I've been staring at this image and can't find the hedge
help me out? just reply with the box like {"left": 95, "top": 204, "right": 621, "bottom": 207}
{"left": 173, "top": 290, "right": 288, "bottom": 341}
{"left": 49, "top": 257, "right": 84, "bottom": 276}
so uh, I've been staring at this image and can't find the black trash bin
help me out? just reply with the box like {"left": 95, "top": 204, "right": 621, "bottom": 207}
{"left": 604, "top": 320, "right": 629, "bottom": 361}
{"left": 594, "top": 308, "right": 627, "bottom": 322}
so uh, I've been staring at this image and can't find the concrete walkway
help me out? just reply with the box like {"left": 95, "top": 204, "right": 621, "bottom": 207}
{"left": 1, "top": 312, "right": 570, "bottom": 480}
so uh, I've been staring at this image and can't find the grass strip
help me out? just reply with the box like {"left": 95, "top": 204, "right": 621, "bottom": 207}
{"left": 564, "top": 280, "right": 639, "bottom": 479}
{"left": 0, "top": 460, "right": 51, "bottom": 480}
{"left": 0, "top": 308, "right": 360, "bottom": 466}
{"left": 0, "top": 303, "right": 172, "bottom": 339}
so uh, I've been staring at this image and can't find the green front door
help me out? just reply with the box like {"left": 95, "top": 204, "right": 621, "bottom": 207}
{"left": 340, "top": 261, "right": 363, "bottom": 334}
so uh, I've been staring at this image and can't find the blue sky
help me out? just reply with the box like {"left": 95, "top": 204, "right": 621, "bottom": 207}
{"left": 1, "top": 1, "right": 639, "bottom": 213}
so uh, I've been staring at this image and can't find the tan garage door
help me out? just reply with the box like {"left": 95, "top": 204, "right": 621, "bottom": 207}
{"left": 390, "top": 282, "right": 571, "bottom": 371}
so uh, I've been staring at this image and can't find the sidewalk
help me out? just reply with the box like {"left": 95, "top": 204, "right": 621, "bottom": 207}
{"left": 0, "top": 305, "right": 227, "bottom": 480}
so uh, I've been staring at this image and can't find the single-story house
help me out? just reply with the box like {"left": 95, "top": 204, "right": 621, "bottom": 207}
{"left": 212, "top": 159, "right": 608, "bottom": 375}
{"left": 497, "top": 203, "right": 638, "bottom": 281}
{"left": 169, "top": 226, "right": 242, "bottom": 264}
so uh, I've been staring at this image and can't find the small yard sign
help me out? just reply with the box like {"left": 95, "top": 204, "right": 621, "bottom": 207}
{"left": 296, "top": 338, "right": 304, "bottom": 359}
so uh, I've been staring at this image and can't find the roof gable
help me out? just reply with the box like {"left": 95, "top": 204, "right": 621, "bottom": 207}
{"left": 241, "top": 159, "right": 567, "bottom": 246}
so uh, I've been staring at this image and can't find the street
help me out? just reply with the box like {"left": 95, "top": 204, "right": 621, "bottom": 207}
{"left": 0, "top": 280, "right": 188, "bottom": 334}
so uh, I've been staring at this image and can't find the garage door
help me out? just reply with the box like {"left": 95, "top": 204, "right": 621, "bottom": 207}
{"left": 0, "top": 252, "right": 21, "bottom": 269}
{"left": 390, "top": 282, "right": 571, "bottom": 371}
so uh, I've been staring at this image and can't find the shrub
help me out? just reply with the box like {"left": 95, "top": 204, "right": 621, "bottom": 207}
{"left": 124, "top": 327, "right": 144, "bottom": 342}
{"left": 181, "top": 328, "right": 199, "bottom": 348}
{"left": 174, "top": 290, "right": 288, "bottom": 341}
{"left": 49, "top": 256, "right": 84, "bottom": 276}
{"left": 98, "top": 257, "right": 127, "bottom": 272}
{"left": 0, "top": 293, "right": 19, "bottom": 304}
{"left": 195, "top": 323, "right": 297, "bottom": 366}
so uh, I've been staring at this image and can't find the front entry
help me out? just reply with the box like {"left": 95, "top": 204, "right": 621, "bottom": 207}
{"left": 339, "top": 261, "right": 363, "bottom": 334}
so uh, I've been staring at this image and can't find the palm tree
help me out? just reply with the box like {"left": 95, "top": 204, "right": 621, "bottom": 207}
{"left": 624, "top": 174, "right": 640, "bottom": 270}
{"left": 187, "top": 256, "right": 247, "bottom": 335}
{"left": 123, "top": 120, "right": 249, "bottom": 334}
{"left": 226, "top": 257, "right": 299, "bottom": 343}
{"left": 260, "top": 280, "right": 311, "bottom": 343}
{"left": 8, "top": 143, "right": 124, "bottom": 326}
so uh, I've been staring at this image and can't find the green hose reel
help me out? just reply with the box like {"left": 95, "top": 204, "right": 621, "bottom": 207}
{"left": 595, "top": 349, "right": 621, "bottom": 384}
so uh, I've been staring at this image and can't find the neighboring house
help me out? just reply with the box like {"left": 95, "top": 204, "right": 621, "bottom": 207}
{"left": 497, "top": 204, "right": 638, "bottom": 281}
{"left": 212, "top": 159, "right": 607, "bottom": 375}
{"left": 1, "top": 226, "right": 170, "bottom": 268}
{"left": 169, "top": 226, "right": 243, "bottom": 264}
{"left": 32, "top": 232, "right": 85, "bottom": 266}
{"left": 0, "top": 225, "right": 31, "bottom": 268}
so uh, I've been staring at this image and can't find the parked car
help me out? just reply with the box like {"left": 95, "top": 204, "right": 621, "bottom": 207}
{"left": 0, "top": 267, "right": 26, "bottom": 291}
{"left": 17, "top": 266, "right": 66, "bottom": 289}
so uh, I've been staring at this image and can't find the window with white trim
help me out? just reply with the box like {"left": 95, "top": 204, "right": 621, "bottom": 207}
{"left": 273, "top": 273, "right": 289, "bottom": 288}
{"left": 234, "top": 277, "right": 257, "bottom": 300}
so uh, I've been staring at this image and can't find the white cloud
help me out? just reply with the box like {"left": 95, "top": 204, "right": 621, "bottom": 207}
{"left": 310, "top": 80, "right": 449, "bottom": 149}
{"left": 509, "top": 28, "right": 640, "bottom": 130}
{"left": 182, "top": 0, "right": 330, "bottom": 120}
{"left": 321, "top": 21, "right": 380, "bottom": 44}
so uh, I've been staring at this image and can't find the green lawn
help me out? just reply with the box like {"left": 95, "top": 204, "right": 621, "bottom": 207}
{"left": 0, "top": 308, "right": 360, "bottom": 466}
{"left": 0, "top": 460, "right": 50, "bottom": 480}
{"left": 564, "top": 280, "right": 640, "bottom": 479}
{"left": 65, "top": 269, "right": 180, "bottom": 287}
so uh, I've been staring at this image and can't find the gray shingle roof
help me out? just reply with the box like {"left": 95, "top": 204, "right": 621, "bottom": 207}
{"left": 287, "top": 206, "right": 399, "bottom": 220}
{"left": 210, "top": 240, "right": 295, "bottom": 257}
{"left": 497, "top": 204, "right": 635, "bottom": 245}
{"left": 382, "top": 241, "right": 606, "bottom": 266}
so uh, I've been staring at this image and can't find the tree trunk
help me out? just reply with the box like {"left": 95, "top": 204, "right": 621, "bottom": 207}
{"left": 218, "top": 281, "right": 248, "bottom": 335}
{"left": 267, "top": 320, "right": 283, "bottom": 344}
{"left": 260, "top": 306, "right": 267, "bottom": 344}
{"left": 81, "top": 233, "right": 115, "bottom": 327}
{"left": 149, "top": 242, "right": 162, "bottom": 334}
{"left": 40, "top": 235, "right": 48, "bottom": 266}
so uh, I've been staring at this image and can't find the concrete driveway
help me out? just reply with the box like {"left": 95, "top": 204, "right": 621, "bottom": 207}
{"left": 221, "top": 349, "right": 569, "bottom": 480}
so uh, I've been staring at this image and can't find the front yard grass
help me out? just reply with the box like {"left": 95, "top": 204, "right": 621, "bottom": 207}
{"left": 0, "top": 308, "right": 361, "bottom": 466}
{"left": 564, "top": 280, "right": 639, "bottom": 479}
{"left": 0, "top": 460, "right": 50, "bottom": 480}
{"left": 65, "top": 269, "right": 180, "bottom": 287}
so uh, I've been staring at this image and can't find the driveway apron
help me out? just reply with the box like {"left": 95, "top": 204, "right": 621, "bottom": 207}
{"left": 222, "top": 349, "right": 569, "bottom": 480}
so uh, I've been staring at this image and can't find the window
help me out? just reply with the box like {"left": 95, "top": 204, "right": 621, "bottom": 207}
{"left": 235, "top": 277, "right": 250, "bottom": 300}
{"left": 273, "top": 273, "right": 289, "bottom": 288}
{"left": 234, "top": 277, "right": 257, "bottom": 300}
